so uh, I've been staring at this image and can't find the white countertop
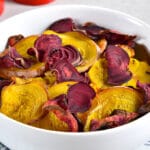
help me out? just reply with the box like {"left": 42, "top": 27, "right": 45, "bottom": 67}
{"left": 0, "top": 0, "right": 150, "bottom": 150}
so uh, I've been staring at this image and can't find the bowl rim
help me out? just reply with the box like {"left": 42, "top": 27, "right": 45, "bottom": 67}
{"left": 0, "top": 4, "right": 150, "bottom": 136}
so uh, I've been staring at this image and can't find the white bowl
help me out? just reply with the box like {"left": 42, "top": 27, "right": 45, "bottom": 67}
{"left": 0, "top": 5, "right": 150, "bottom": 150}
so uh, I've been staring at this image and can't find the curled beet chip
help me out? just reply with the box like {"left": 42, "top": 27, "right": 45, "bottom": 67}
{"left": 105, "top": 45, "right": 132, "bottom": 85}
{"left": 6, "top": 34, "right": 24, "bottom": 48}
{"left": 100, "top": 31, "right": 136, "bottom": 46}
{"left": 138, "top": 101, "right": 150, "bottom": 115}
{"left": 62, "top": 45, "right": 82, "bottom": 66}
{"left": 136, "top": 81, "right": 150, "bottom": 103}
{"left": 43, "top": 94, "right": 68, "bottom": 111}
{"left": 52, "top": 59, "right": 88, "bottom": 83}
{"left": 80, "top": 22, "right": 106, "bottom": 40}
{"left": 0, "top": 47, "right": 33, "bottom": 69}
{"left": 34, "top": 34, "right": 62, "bottom": 61}
{"left": 48, "top": 18, "right": 75, "bottom": 33}
{"left": 43, "top": 96, "right": 78, "bottom": 132}
{"left": 67, "top": 82, "right": 96, "bottom": 113}
{"left": 90, "top": 111, "right": 138, "bottom": 131}
{"left": 46, "top": 45, "right": 82, "bottom": 68}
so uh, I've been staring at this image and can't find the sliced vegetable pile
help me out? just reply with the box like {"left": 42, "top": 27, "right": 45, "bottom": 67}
{"left": 0, "top": 18, "right": 150, "bottom": 132}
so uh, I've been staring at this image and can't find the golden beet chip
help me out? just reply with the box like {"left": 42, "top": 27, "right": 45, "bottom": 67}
{"left": 124, "top": 59, "right": 150, "bottom": 88}
{"left": 82, "top": 87, "right": 143, "bottom": 131}
{"left": 88, "top": 58, "right": 109, "bottom": 90}
{"left": 14, "top": 35, "right": 38, "bottom": 58}
{"left": 32, "top": 109, "right": 78, "bottom": 132}
{"left": 48, "top": 81, "right": 76, "bottom": 99}
{"left": 43, "top": 30, "right": 99, "bottom": 72}
{"left": 0, "top": 79, "right": 48, "bottom": 123}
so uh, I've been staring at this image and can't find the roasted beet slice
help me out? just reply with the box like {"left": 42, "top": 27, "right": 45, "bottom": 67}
{"left": 62, "top": 45, "right": 82, "bottom": 66}
{"left": 67, "top": 82, "right": 96, "bottom": 113}
{"left": 80, "top": 22, "right": 105, "bottom": 40}
{"left": 43, "top": 94, "right": 68, "bottom": 111}
{"left": 0, "top": 47, "right": 33, "bottom": 69}
{"left": 100, "top": 31, "right": 136, "bottom": 46}
{"left": 90, "top": 111, "right": 138, "bottom": 131}
{"left": 105, "top": 45, "right": 132, "bottom": 85}
{"left": 0, "top": 80, "right": 11, "bottom": 92}
{"left": 46, "top": 45, "right": 81, "bottom": 68}
{"left": 48, "top": 18, "right": 75, "bottom": 33}
{"left": 43, "top": 97, "right": 78, "bottom": 132}
{"left": 6, "top": 34, "right": 24, "bottom": 48}
{"left": 34, "top": 34, "right": 62, "bottom": 61}
{"left": 51, "top": 59, "right": 88, "bottom": 83}
{"left": 137, "top": 81, "right": 150, "bottom": 103}
{"left": 138, "top": 101, "right": 150, "bottom": 115}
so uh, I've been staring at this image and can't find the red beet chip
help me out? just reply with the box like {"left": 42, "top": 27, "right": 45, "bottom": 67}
{"left": 43, "top": 94, "right": 68, "bottom": 111}
{"left": 6, "top": 34, "right": 24, "bottom": 48}
{"left": 100, "top": 30, "right": 136, "bottom": 46}
{"left": 43, "top": 96, "right": 78, "bottom": 132}
{"left": 47, "top": 45, "right": 81, "bottom": 68}
{"left": 90, "top": 111, "right": 138, "bottom": 131}
{"left": 138, "top": 101, "right": 150, "bottom": 115}
{"left": 136, "top": 81, "right": 150, "bottom": 103}
{"left": 61, "top": 45, "right": 82, "bottom": 66}
{"left": 52, "top": 59, "right": 88, "bottom": 83}
{"left": 48, "top": 18, "right": 75, "bottom": 33}
{"left": 67, "top": 82, "right": 96, "bottom": 113}
{"left": 105, "top": 45, "right": 132, "bottom": 85}
{"left": 34, "top": 34, "right": 62, "bottom": 61}
{"left": 0, "top": 47, "right": 33, "bottom": 69}
{"left": 80, "top": 22, "right": 105, "bottom": 40}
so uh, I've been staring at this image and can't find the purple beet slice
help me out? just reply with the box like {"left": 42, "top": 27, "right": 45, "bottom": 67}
{"left": 34, "top": 34, "right": 62, "bottom": 62}
{"left": 48, "top": 18, "right": 75, "bottom": 33}
{"left": 67, "top": 82, "right": 96, "bottom": 113}
{"left": 90, "top": 111, "right": 138, "bottom": 131}
{"left": 105, "top": 45, "right": 132, "bottom": 85}
{"left": 0, "top": 47, "right": 33, "bottom": 69}
{"left": 100, "top": 30, "right": 136, "bottom": 46}
{"left": 51, "top": 59, "right": 88, "bottom": 83}
{"left": 137, "top": 81, "right": 150, "bottom": 103}
{"left": 6, "top": 34, "right": 24, "bottom": 48}
{"left": 43, "top": 96, "right": 78, "bottom": 132}
{"left": 46, "top": 45, "right": 82, "bottom": 68}
{"left": 62, "top": 45, "right": 82, "bottom": 66}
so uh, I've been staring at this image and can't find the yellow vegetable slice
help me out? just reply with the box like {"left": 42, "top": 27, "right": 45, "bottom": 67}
{"left": 88, "top": 57, "right": 150, "bottom": 90}
{"left": 48, "top": 81, "right": 76, "bottom": 99}
{"left": 88, "top": 58, "right": 109, "bottom": 90}
{"left": 32, "top": 111, "right": 69, "bottom": 132}
{"left": 0, "top": 79, "right": 48, "bottom": 123}
{"left": 81, "top": 87, "right": 143, "bottom": 131}
{"left": 43, "top": 30, "right": 99, "bottom": 72}
{"left": 124, "top": 59, "right": 150, "bottom": 87}
{"left": 14, "top": 35, "right": 38, "bottom": 58}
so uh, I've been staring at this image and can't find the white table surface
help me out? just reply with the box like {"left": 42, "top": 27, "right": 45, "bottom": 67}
{"left": 0, "top": 0, "right": 150, "bottom": 150}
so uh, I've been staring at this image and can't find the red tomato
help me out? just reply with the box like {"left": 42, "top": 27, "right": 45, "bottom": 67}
{"left": 14, "top": 0, "right": 54, "bottom": 5}
{"left": 0, "top": 0, "right": 4, "bottom": 15}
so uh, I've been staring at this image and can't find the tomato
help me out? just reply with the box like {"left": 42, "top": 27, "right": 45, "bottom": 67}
{"left": 0, "top": 0, "right": 4, "bottom": 15}
{"left": 14, "top": 0, "right": 54, "bottom": 5}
